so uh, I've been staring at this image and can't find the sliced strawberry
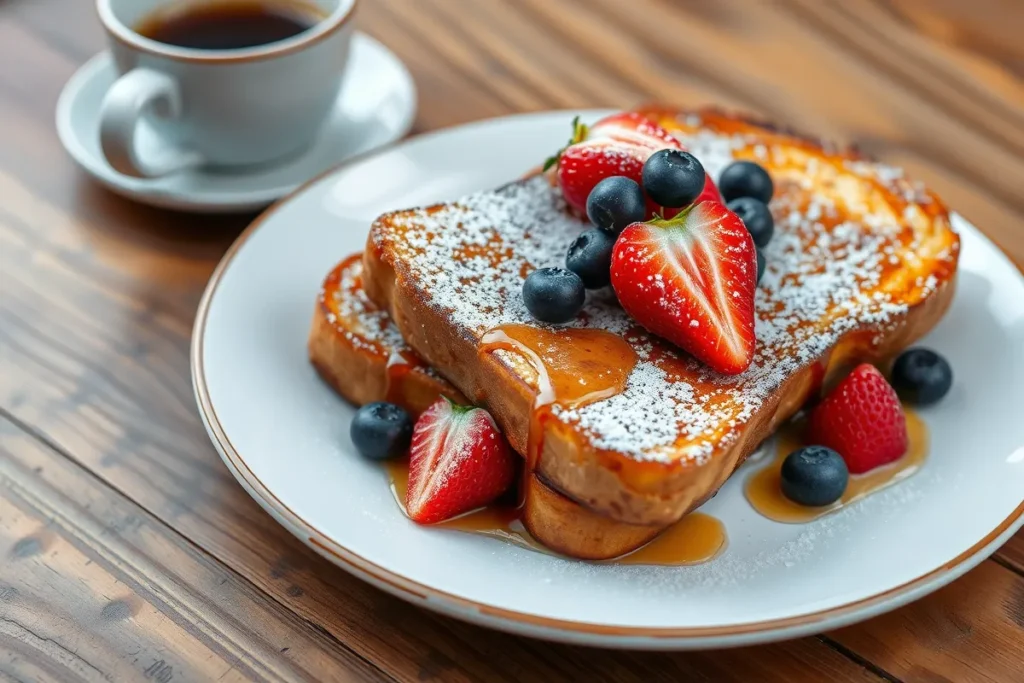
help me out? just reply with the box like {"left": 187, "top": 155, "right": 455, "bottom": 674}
{"left": 610, "top": 201, "right": 756, "bottom": 375}
{"left": 808, "top": 364, "right": 908, "bottom": 474}
{"left": 545, "top": 112, "right": 721, "bottom": 217}
{"left": 406, "top": 397, "right": 517, "bottom": 524}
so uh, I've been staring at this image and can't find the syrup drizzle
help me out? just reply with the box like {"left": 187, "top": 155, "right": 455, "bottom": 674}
{"left": 745, "top": 407, "right": 929, "bottom": 523}
{"left": 478, "top": 324, "right": 637, "bottom": 476}
{"left": 383, "top": 349, "right": 417, "bottom": 405}
{"left": 385, "top": 459, "right": 546, "bottom": 552}
{"left": 378, "top": 324, "right": 728, "bottom": 566}
{"left": 475, "top": 324, "right": 724, "bottom": 565}
{"left": 384, "top": 459, "right": 725, "bottom": 564}
{"left": 479, "top": 324, "right": 637, "bottom": 408}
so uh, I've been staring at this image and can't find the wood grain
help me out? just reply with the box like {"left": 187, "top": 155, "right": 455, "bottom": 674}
{"left": 0, "top": 417, "right": 386, "bottom": 683}
{"left": 0, "top": 186, "right": 881, "bottom": 679}
{"left": 831, "top": 561, "right": 1024, "bottom": 683}
{"left": 1, "top": 0, "right": 1023, "bottom": 680}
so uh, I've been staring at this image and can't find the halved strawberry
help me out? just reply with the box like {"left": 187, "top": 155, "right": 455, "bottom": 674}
{"left": 610, "top": 201, "right": 756, "bottom": 375}
{"left": 545, "top": 112, "right": 721, "bottom": 217}
{"left": 808, "top": 364, "right": 908, "bottom": 474}
{"left": 406, "top": 397, "right": 517, "bottom": 524}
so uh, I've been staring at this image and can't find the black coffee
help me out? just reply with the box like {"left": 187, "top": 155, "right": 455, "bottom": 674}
{"left": 136, "top": 0, "right": 325, "bottom": 50}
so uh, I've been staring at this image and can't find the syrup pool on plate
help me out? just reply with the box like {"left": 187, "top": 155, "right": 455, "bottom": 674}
{"left": 382, "top": 322, "right": 727, "bottom": 565}
{"left": 745, "top": 407, "right": 929, "bottom": 523}
{"left": 383, "top": 459, "right": 726, "bottom": 565}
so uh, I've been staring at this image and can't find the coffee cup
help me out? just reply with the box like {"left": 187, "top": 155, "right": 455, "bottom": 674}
{"left": 96, "top": 0, "right": 356, "bottom": 178}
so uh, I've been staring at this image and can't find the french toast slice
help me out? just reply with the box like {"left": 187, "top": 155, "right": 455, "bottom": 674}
{"left": 310, "top": 254, "right": 662, "bottom": 558}
{"left": 310, "top": 253, "right": 466, "bottom": 414}
{"left": 363, "top": 107, "right": 960, "bottom": 529}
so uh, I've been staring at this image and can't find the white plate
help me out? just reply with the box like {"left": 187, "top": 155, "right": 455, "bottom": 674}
{"left": 192, "top": 110, "right": 1024, "bottom": 649}
{"left": 55, "top": 33, "right": 415, "bottom": 213}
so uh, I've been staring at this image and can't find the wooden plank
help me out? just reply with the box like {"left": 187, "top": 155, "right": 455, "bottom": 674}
{"left": 997, "top": 535, "right": 1024, "bottom": 576}
{"left": 0, "top": 193, "right": 881, "bottom": 681}
{"left": 0, "top": 416, "right": 386, "bottom": 683}
{"left": 0, "top": 0, "right": 1022, "bottom": 680}
{"left": 828, "top": 561, "right": 1024, "bottom": 682}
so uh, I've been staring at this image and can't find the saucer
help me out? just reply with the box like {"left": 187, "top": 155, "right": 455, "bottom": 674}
{"left": 193, "top": 111, "right": 1024, "bottom": 649}
{"left": 56, "top": 33, "right": 416, "bottom": 213}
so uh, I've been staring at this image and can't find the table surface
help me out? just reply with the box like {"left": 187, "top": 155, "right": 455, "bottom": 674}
{"left": 2, "top": 0, "right": 1024, "bottom": 681}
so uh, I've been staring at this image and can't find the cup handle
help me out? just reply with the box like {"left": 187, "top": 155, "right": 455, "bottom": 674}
{"left": 99, "top": 68, "right": 205, "bottom": 178}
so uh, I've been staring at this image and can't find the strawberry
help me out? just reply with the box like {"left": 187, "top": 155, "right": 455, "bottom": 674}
{"left": 545, "top": 113, "right": 721, "bottom": 217}
{"left": 610, "top": 201, "right": 756, "bottom": 375}
{"left": 406, "top": 397, "right": 517, "bottom": 524}
{"left": 808, "top": 364, "right": 908, "bottom": 474}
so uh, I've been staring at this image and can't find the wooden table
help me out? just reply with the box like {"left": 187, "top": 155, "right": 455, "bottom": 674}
{"left": 2, "top": 0, "right": 1023, "bottom": 680}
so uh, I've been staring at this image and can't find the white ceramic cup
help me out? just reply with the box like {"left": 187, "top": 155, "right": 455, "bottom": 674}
{"left": 96, "top": 0, "right": 356, "bottom": 178}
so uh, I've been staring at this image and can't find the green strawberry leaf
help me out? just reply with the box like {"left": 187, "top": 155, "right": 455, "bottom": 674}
{"left": 541, "top": 115, "right": 589, "bottom": 172}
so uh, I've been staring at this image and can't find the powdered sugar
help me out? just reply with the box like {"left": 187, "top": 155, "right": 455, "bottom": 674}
{"left": 329, "top": 259, "right": 410, "bottom": 353}
{"left": 324, "top": 258, "right": 444, "bottom": 380}
{"left": 371, "top": 118, "right": 953, "bottom": 464}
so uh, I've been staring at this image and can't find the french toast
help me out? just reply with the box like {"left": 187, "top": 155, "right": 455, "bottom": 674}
{"left": 363, "top": 107, "right": 960, "bottom": 532}
{"left": 310, "top": 253, "right": 662, "bottom": 558}
{"left": 310, "top": 253, "right": 466, "bottom": 414}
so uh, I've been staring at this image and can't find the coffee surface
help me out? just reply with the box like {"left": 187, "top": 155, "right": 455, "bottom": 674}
{"left": 136, "top": 0, "right": 324, "bottom": 50}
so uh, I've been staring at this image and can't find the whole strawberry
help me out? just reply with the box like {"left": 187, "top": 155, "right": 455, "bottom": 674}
{"left": 545, "top": 112, "right": 721, "bottom": 217}
{"left": 406, "top": 397, "right": 517, "bottom": 524}
{"left": 610, "top": 201, "right": 757, "bottom": 375}
{"left": 808, "top": 364, "right": 908, "bottom": 474}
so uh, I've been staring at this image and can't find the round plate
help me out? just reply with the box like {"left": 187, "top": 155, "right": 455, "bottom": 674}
{"left": 192, "top": 110, "right": 1024, "bottom": 649}
{"left": 56, "top": 33, "right": 415, "bottom": 213}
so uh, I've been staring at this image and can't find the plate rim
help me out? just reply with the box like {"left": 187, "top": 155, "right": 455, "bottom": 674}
{"left": 190, "top": 110, "right": 1024, "bottom": 648}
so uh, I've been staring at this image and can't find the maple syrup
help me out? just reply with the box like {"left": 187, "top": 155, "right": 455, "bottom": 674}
{"left": 616, "top": 513, "right": 726, "bottom": 565}
{"left": 383, "top": 325, "right": 728, "bottom": 565}
{"left": 384, "top": 459, "right": 546, "bottom": 551}
{"left": 383, "top": 349, "right": 418, "bottom": 406}
{"left": 744, "top": 407, "right": 929, "bottom": 523}
{"left": 479, "top": 324, "right": 637, "bottom": 408}
{"left": 479, "top": 324, "right": 638, "bottom": 500}
{"left": 384, "top": 459, "right": 725, "bottom": 564}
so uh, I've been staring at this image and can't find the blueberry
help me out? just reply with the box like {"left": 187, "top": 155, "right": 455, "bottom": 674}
{"left": 642, "top": 149, "right": 706, "bottom": 209}
{"left": 586, "top": 176, "right": 646, "bottom": 236}
{"left": 523, "top": 267, "right": 585, "bottom": 323}
{"left": 350, "top": 402, "right": 413, "bottom": 461}
{"left": 566, "top": 229, "right": 615, "bottom": 289}
{"left": 756, "top": 248, "right": 766, "bottom": 285}
{"left": 719, "top": 161, "right": 773, "bottom": 204}
{"left": 728, "top": 197, "right": 774, "bottom": 248}
{"left": 781, "top": 446, "right": 848, "bottom": 507}
{"left": 891, "top": 348, "right": 953, "bottom": 406}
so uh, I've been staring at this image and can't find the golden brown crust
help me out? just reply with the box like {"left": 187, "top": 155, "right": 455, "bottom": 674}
{"left": 309, "top": 254, "right": 466, "bottom": 414}
{"left": 310, "top": 254, "right": 661, "bottom": 558}
{"left": 365, "top": 246, "right": 955, "bottom": 525}
{"left": 364, "top": 108, "right": 961, "bottom": 527}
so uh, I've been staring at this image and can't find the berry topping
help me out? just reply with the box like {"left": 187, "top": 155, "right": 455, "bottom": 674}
{"left": 523, "top": 267, "right": 585, "bottom": 324}
{"left": 610, "top": 201, "right": 757, "bottom": 375}
{"left": 756, "top": 248, "right": 766, "bottom": 285}
{"left": 780, "top": 446, "right": 848, "bottom": 507}
{"left": 350, "top": 402, "right": 413, "bottom": 461}
{"left": 891, "top": 348, "right": 953, "bottom": 406}
{"left": 586, "top": 176, "right": 646, "bottom": 236}
{"left": 406, "top": 398, "right": 517, "bottom": 524}
{"left": 719, "top": 161, "right": 774, "bottom": 204}
{"left": 566, "top": 228, "right": 615, "bottom": 289}
{"left": 727, "top": 197, "right": 774, "bottom": 248}
{"left": 641, "top": 149, "right": 706, "bottom": 209}
{"left": 545, "top": 112, "right": 722, "bottom": 217}
{"left": 808, "top": 364, "right": 908, "bottom": 474}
